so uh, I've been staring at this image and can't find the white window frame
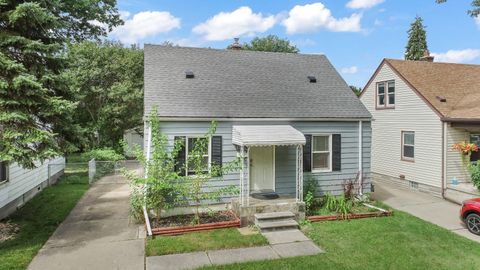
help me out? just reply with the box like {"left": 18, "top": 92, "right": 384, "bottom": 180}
{"left": 401, "top": 131, "right": 415, "bottom": 161}
{"left": 185, "top": 135, "right": 211, "bottom": 175}
{"left": 311, "top": 134, "right": 332, "bottom": 173}
{"left": 387, "top": 80, "right": 395, "bottom": 107}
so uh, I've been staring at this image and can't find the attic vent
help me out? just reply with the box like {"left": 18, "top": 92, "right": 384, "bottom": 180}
{"left": 436, "top": 96, "right": 446, "bottom": 102}
{"left": 185, "top": 71, "right": 194, "bottom": 79}
{"left": 307, "top": 76, "right": 316, "bottom": 83}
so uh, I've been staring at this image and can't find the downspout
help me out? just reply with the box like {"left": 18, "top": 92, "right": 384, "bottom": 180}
{"left": 442, "top": 121, "right": 447, "bottom": 199}
{"left": 359, "top": 120, "right": 363, "bottom": 196}
{"left": 144, "top": 121, "right": 153, "bottom": 236}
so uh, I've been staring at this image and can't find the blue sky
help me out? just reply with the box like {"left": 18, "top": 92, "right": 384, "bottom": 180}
{"left": 110, "top": 0, "right": 480, "bottom": 86}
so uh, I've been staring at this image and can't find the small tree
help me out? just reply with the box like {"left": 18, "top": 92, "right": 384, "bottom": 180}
{"left": 405, "top": 16, "right": 428, "bottom": 61}
{"left": 123, "top": 109, "right": 184, "bottom": 223}
{"left": 236, "top": 35, "right": 299, "bottom": 53}
{"left": 350, "top": 86, "right": 363, "bottom": 97}
{"left": 181, "top": 121, "right": 240, "bottom": 224}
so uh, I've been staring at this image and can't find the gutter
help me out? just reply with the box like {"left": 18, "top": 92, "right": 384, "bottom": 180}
{"left": 441, "top": 121, "right": 446, "bottom": 199}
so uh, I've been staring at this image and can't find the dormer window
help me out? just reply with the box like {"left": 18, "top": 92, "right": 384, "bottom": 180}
{"left": 376, "top": 80, "right": 395, "bottom": 109}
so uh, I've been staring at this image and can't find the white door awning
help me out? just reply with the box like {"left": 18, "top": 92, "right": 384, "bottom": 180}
{"left": 232, "top": 125, "right": 306, "bottom": 146}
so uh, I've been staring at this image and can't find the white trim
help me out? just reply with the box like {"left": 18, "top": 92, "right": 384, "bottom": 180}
{"left": 146, "top": 117, "right": 372, "bottom": 122}
{"left": 401, "top": 131, "right": 415, "bottom": 161}
{"left": 311, "top": 134, "right": 333, "bottom": 173}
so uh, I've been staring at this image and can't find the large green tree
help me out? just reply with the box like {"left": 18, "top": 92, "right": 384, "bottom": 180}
{"left": 232, "top": 35, "right": 299, "bottom": 53}
{"left": 0, "top": 1, "right": 122, "bottom": 168}
{"left": 65, "top": 41, "right": 144, "bottom": 151}
{"left": 436, "top": 0, "right": 480, "bottom": 17}
{"left": 404, "top": 16, "right": 428, "bottom": 61}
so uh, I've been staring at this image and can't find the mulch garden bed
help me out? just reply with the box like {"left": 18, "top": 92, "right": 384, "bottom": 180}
{"left": 150, "top": 210, "right": 240, "bottom": 236}
{"left": 0, "top": 221, "right": 20, "bottom": 243}
{"left": 307, "top": 203, "right": 393, "bottom": 222}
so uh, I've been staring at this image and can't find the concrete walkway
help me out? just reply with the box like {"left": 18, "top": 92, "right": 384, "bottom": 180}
{"left": 372, "top": 181, "right": 480, "bottom": 244}
{"left": 147, "top": 229, "right": 322, "bottom": 270}
{"left": 28, "top": 172, "right": 145, "bottom": 270}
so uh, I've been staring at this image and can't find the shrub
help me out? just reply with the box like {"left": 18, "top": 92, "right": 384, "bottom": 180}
{"left": 303, "top": 176, "right": 318, "bottom": 215}
{"left": 469, "top": 161, "right": 480, "bottom": 190}
{"left": 81, "top": 148, "right": 125, "bottom": 161}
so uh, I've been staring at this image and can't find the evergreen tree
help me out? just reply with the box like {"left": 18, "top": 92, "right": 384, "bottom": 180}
{"left": 404, "top": 16, "right": 428, "bottom": 61}
{"left": 436, "top": 0, "right": 480, "bottom": 17}
{"left": 0, "top": 1, "right": 122, "bottom": 168}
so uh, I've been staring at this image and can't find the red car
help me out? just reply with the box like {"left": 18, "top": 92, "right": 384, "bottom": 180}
{"left": 461, "top": 198, "right": 480, "bottom": 235}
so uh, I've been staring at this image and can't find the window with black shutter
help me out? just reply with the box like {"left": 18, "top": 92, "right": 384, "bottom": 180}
{"left": 332, "top": 134, "right": 341, "bottom": 171}
{"left": 211, "top": 136, "right": 222, "bottom": 175}
{"left": 0, "top": 161, "right": 7, "bottom": 182}
{"left": 303, "top": 135, "right": 312, "bottom": 172}
{"left": 174, "top": 136, "right": 186, "bottom": 176}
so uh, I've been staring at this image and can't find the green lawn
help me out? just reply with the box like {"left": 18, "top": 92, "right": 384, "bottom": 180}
{"left": 146, "top": 228, "right": 268, "bottom": 256}
{"left": 0, "top": 174, "right": 88, "bottom": 270}
{"left": 199, "top": 210, "right": 480, "bottom": 270}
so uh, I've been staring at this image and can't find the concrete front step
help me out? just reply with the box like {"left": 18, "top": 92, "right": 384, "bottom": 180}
{"left": 254, "top": 211, "right": 295, "bottom": 222}
{"left": 256, "top": 219, "right": 299, "bottom": 232}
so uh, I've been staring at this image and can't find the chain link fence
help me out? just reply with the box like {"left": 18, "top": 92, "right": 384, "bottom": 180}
{"left": 48, "top": 159, "right": 142, "bottom": 186}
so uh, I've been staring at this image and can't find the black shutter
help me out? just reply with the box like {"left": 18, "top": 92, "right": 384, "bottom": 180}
{"left": 174, "top": 136, "right": 186, "bottom": 176}
{"left": 303, "top": 135, "right": 312, "bottom": 172}
{"left": 332, "top": 134, "right": 341, "bottom": 171}
{"left": 211, "top": 136, "right": 223, "bottom": 175}
{"left": 0, "top": 162, "right": 7, "bottom": 181}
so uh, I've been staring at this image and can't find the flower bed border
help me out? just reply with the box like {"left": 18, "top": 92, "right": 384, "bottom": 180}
{"left": 150, "top": 210, "right": 241, "bottom": 236}
{"left": 307, "top": 210, "right": 393, "bottom": 222}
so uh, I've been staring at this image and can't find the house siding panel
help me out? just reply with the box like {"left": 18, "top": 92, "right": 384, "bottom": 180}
{"left": 446, "top": 124, "right": 471, "bottom": 183}
{"left": 147, "top": 121, "right": 371, "bottom": 196}
{"left": 0, "top": 157, "right": 65, "bottom": 213}
{"left": 360, "top": 64, "right": 443, "bottom": 188}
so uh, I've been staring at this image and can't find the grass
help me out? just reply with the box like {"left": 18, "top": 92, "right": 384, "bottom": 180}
{"left": 199, "top": 210, "right": 480, "bottom": 270}
{"left": 146, "top": 228, "right": 268, "bottom": 256}
{"left": 0, "top": 173, "right": 89, "bottom": 270}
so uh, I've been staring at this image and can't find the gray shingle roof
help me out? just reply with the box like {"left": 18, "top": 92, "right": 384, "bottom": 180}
{"left": 144, "top": 45, "right": 371, "bottom": 119}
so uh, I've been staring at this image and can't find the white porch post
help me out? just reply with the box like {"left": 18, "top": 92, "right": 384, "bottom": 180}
{"left": 296, "top": 145, "right": 304, "bottom": 202}
{"left": 239, "top": 145, "right": 244, "bottom": 206}
{"left": 239, "top": 146, "right": 250, "bottom": 206}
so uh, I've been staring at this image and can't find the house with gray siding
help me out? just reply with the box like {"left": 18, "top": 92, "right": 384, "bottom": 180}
{"left": 0, "top": 157, "right": 65, "bottom": 219}
{"left": 360, "top": 54, "right": 480, "bottom": 203}
{"left": 144, "top": 45, "right": 372, "bottom": 221}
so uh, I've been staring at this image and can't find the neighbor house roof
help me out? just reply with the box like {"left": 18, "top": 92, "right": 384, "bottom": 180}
{"left": 144, "top": 45, "right": 371, "bottom": 119}
{"left": 368, "top": 59, "right": 480, "bottom": 121}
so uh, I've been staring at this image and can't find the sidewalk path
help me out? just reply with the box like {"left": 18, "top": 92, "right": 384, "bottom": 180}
{"left": 147, "top": 229, "right": 322, "bottom": 270}
{"left": 28, "top": 172, "right": 145, "bottom": 270}
{"left": 372, "top": 181, "right": 480, "bottom": 244}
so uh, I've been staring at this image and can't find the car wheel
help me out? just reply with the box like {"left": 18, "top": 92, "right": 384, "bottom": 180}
{"left": 466, "top": 213, "right": 480, "bottom": 235}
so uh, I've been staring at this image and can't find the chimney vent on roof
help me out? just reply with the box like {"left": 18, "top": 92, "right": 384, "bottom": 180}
{"left": 185, "top": 70, "right": 194, "bottom": 79}
{"left": 436, "top": 96, "right": 446, "bottom": 102}
{"left": 307, "top": 76, "right": 317, "bottom": 83}
{"left": 228, "top": 38, "right": 243, "bottom": 50}
{"left": 420, "top": 49, "right": 434, "bottom": 62}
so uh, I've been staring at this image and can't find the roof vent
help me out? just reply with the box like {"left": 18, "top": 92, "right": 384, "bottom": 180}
{"left": 307, "top": 76, "right": 317, "bottom": 83}
{"left": 436, "top": 96, "right": 446, "bottom": 102}
{"left": 185, "top": 71, "right": 194, "bottom": 79}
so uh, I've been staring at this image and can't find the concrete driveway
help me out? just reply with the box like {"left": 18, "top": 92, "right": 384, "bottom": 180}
{"left": 373, "top": 181, "right": 480, "bottom": 244}
{"left": 28, "top": 172, "right": 145, "bottom": 270}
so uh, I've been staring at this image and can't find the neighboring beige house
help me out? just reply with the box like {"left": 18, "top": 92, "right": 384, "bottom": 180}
{"left": 360, "top": 55, "right": 480, "bottom": 203}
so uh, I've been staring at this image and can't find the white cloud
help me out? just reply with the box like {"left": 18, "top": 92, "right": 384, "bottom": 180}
{"left": 475, "top": 16, "right": 480, "bottom": 28}
{"left": 119, "top": 10, "right": 131, "bottom": 20}
{"left": 341, "top": 66, "right": 359, "bottom": 74}
{"left": 193, "top": 7, "right": 276, "bottom": 41}
{"left": 431, "top": 49, "right": 480, "bottom": 63}
{"left": 282, "top": 3, "right": 362, "bottom": 34}
{"left": 111, "top": 11, "right": 181, "bottom": 44}
{"left": 346, "top": 0, "right": 385, "bottom": 9}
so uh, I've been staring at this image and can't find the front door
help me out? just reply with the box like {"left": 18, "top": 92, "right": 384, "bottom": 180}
{"left": 250, "top": 146, "right": 274, "bottom": 191}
